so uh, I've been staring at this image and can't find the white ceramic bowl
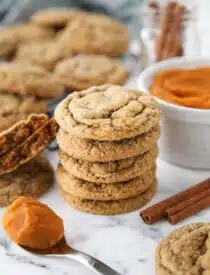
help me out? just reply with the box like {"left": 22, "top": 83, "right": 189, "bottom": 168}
{"left": 138, "top": 57, "right": 210, "bottom": 169}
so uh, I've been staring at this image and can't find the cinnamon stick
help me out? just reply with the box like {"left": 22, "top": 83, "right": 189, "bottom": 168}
{"left": 161, "top": 2, "right": 183, "bottom": 59}
{"left": 166, "top": 188, "right": 210, "bottom": 217}
{"left": 168, "top": 3, "right": 184, "bottom": 58}
{"left": 140, "top": 178, "right": 210, "bottom": 224}
{"left": 168, "top": 195, "right": 210, "bottom": 225}
{"left": 155, "top": 2, "right": 176, "bottom": 61}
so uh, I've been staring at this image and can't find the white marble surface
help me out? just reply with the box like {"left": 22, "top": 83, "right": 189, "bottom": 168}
{"left": 1, "top": 151, "right": 210, "bottom": 275}
{"left": 1, "top": 1, "right": 210, "bottom": 274}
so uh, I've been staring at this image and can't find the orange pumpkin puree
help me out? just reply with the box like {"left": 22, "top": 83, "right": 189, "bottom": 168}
{"left": 2, "top": 196, "right": 64, "bottom": 249}
{"left": 150, "top": 67, "right": 210, "bottom": 109}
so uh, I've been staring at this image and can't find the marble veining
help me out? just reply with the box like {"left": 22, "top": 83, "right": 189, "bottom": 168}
{"left": 0, "top": 151, "right": 210, "bottom": 275}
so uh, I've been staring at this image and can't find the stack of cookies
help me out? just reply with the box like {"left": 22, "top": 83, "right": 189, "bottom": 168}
{"left": 0, "top": 114, "right": 59, "bottom": 206}
{"left": 55, "top": 84, "right": 160, "bottom": 215}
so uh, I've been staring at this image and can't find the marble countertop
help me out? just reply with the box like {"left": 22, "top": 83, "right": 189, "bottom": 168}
{"left": 1, "top": 1, "right": 210, "bottom": 274}
{"left": 1, "top": 151, "right": 210, "bottom": 275}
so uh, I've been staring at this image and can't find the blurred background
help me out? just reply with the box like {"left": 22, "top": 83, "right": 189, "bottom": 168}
{"left": 0, "top": 0, "right": 209, "bottom": 56}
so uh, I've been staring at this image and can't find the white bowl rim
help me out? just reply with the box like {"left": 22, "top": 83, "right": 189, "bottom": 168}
{"left": 138, "top": 56, "right": 210, "bottom": 114}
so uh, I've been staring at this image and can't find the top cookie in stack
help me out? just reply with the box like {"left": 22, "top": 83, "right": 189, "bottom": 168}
{"left": 55, "top": 85, "right": 160, "bottom": 215}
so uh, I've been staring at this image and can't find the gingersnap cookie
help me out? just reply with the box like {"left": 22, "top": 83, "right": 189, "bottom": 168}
{"left": 0, "top": 28, "right": 18, "bottom": 57}
{"left": 15, "top": 41, "right": 72, "bottom": 71}
{"left": 54, "top": 55, "right": 128, "bottom": 90}
{"left": 57, "top": 164, "right": 156, "bottom": 201}
{"left": 0, "top": 62, "right": 64, "bottom": 98}
{"left": 0, "top": 114, "right": 48, "bottom": 156}
{"left": 60, "top": 180, "right": 157, "bottom": 215}
{"left": 0, "top": 154, "right": 53, "bottom": 207}
{"left": 156, "top": 223, "right": 210, "bottom": 275}
{"left": 31, "top": 8, "right": 87, "bottom": 28}
{"left": 57, "top": 125, "right": 160, "bottom": 162}
{"left": 9, "top": 23, "right": 55, "bottom": 43}
{"left": 0, "top": 92, "right": 48, "bottom": 132}
{"left": 0, "top": 118, "right": 59, "bottom": 175}
{"left": 58, "top": 15, "right": 129, "bottom": 57}
{"left": 55, "top": 85, "right": 160, "bottom": 141}
{"left": 60, "top": 145, "right": 158, "bottom": 183}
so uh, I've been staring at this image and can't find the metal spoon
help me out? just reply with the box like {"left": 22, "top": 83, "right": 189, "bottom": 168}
{"left": 19, "top": 237, "right": 121, "bottom": 275}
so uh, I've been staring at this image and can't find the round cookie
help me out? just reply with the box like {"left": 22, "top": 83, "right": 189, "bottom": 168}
{"left": 57, "top": 126, "right": 160, "bottom": 162}
{"left": 60, "top": 145, "right": 158, "bottom": 183}
{"left": 0, "top": 92, "right": 48, "bottom": 132}
{"left": 0, "top": 62, "right": 64, "bottom": 98}
{"left": 58, "top": 15, "right": 129, "bottom": 57}
{"left": 9, "top": 23, "right": 55, "bottom": 43}
{"left": 57, "top": 164, "right": 156, "bottom": 201}
{"left": 60, "top": 180, "right": 157, "bottom": 215}
{"left": 54, "top": 55, "right": 128, "bottom": 90}
{"left": 156, "top": 223, "right": 210, "bottom": 275}
{"left": 55, "top": 85, "right": 160, "bottom": 141}
{"left": 15, "top": 41, "right": 72, "bottom": 71}
{"left": 0, "top": 154, "right": 53, "bottom": 207}
{"left": 31, "top": 8, "right": 87, "bottom": 28}
{"left": 0, "top": 28, "right": 18, "bottom": 57}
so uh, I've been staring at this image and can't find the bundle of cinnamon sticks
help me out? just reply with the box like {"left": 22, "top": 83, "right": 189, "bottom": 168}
{"left": 155, "top": 1, "right": 184, "bottom": 61}
{"left": 140, "top": 178, "right": 210, "bottom": 225}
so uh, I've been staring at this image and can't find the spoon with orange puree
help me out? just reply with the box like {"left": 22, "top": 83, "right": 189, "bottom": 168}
{"left": 2, "top": 196, "right": 120, "bottom": 275}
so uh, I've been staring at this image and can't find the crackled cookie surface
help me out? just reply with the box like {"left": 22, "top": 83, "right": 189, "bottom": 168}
{"left": 9, "top": 23, "right": 55, "bottom": 43}
{"left": 156, "top": 223, "right": 210, "bottom": 275}
{"left": 31, "top": 8, "right": 87, "bottom": 27}
{"left": 59, "top": 15, "right": 129, "bottom": 57}
{"left": 60, "top": 145, "right": 158, "bottom": 183}
{"left": 0, "top": 62, "right": 64, "bottom": 98}
{"left": 15, "top": 41, "right": 72, "bottom": 71}
{"left": 54, "top": 55, "right": 128, "bottom": 90}
{"left": 60, "top": 180, "right": 157, "bottom": 215}
{"left": 0, "top": 154, "right": 53, "bottom": 206}
{"left": 0, "top": 93, "right": 48, "bottom": 132}
{"left": 55, "top": 85, "right": 160, "bottom": 140}
{"left": 57, "top": 164, "right": 156, "bottom": 201}
{"left": 57, "top": 126, "right": 160, "bottom": 162}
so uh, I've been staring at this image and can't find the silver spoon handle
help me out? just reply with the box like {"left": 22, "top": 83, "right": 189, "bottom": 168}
{"left": 66, "top": 249, "right": 121, "bottom": 275}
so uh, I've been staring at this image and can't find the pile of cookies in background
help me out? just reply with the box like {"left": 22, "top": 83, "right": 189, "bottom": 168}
{"left": 55, "top": 84, "right": 160, "bottom": 215}
{"left": 0, "top": 8, "right": 129, "bottom": 133}
{"left": 0, "top": 114, "right": 58, "bottom": 206}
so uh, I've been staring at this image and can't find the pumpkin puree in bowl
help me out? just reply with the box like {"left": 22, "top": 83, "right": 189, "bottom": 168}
{"left": 2, "top": 196, "right": 64, "bottom": 249}
{"left": 150, "top": 67, "right": 210, "bottom": 109}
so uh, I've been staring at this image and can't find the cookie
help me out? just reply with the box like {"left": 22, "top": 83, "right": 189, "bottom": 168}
{"left": 57, "top": 164, "right": 156, "bottom": 201}
{"left": 54, "top": 55, "right": 128, "bottom": 90}
{"left": 0, "top": 154, "right": 53, "bottom": 207}
{"left": 0, "top": 118, "right": 59, "bottom": 175}
{"left": 0, "top": 62, "right": 64, "bottom": 98}
{"left": 55, "top": 85, "right": 160, "bottom": 141}
{"left": 0, "top": 114, "right": 48, "bottom": 156}
{"left": 0, "top": 28, "right": 18, "bottom": 57}
{"left": 58, "top": 15, "right": 129, "bottom": 57}
{"left": 9, "top": 23, "right": 55, "bottom": 43}
{"left": 60, "top": 145, "right": 158, "bottom": 183}
{"left": 0, "top": 92, "right": 48, "bottom": 132}
{"left": 31, "top": 8, "right": 87, "bottom": 28}
{"left": 60, "top": 180, "right": 157, "bottom": 215}
{"left": 15, "top": 41, "right": 72, "bottom": 71}
{"left": 57, "top": 126, "right": 160, "bottom": 162}
{"left": 156, "top": 223, "right": 210, "bottom": 275}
